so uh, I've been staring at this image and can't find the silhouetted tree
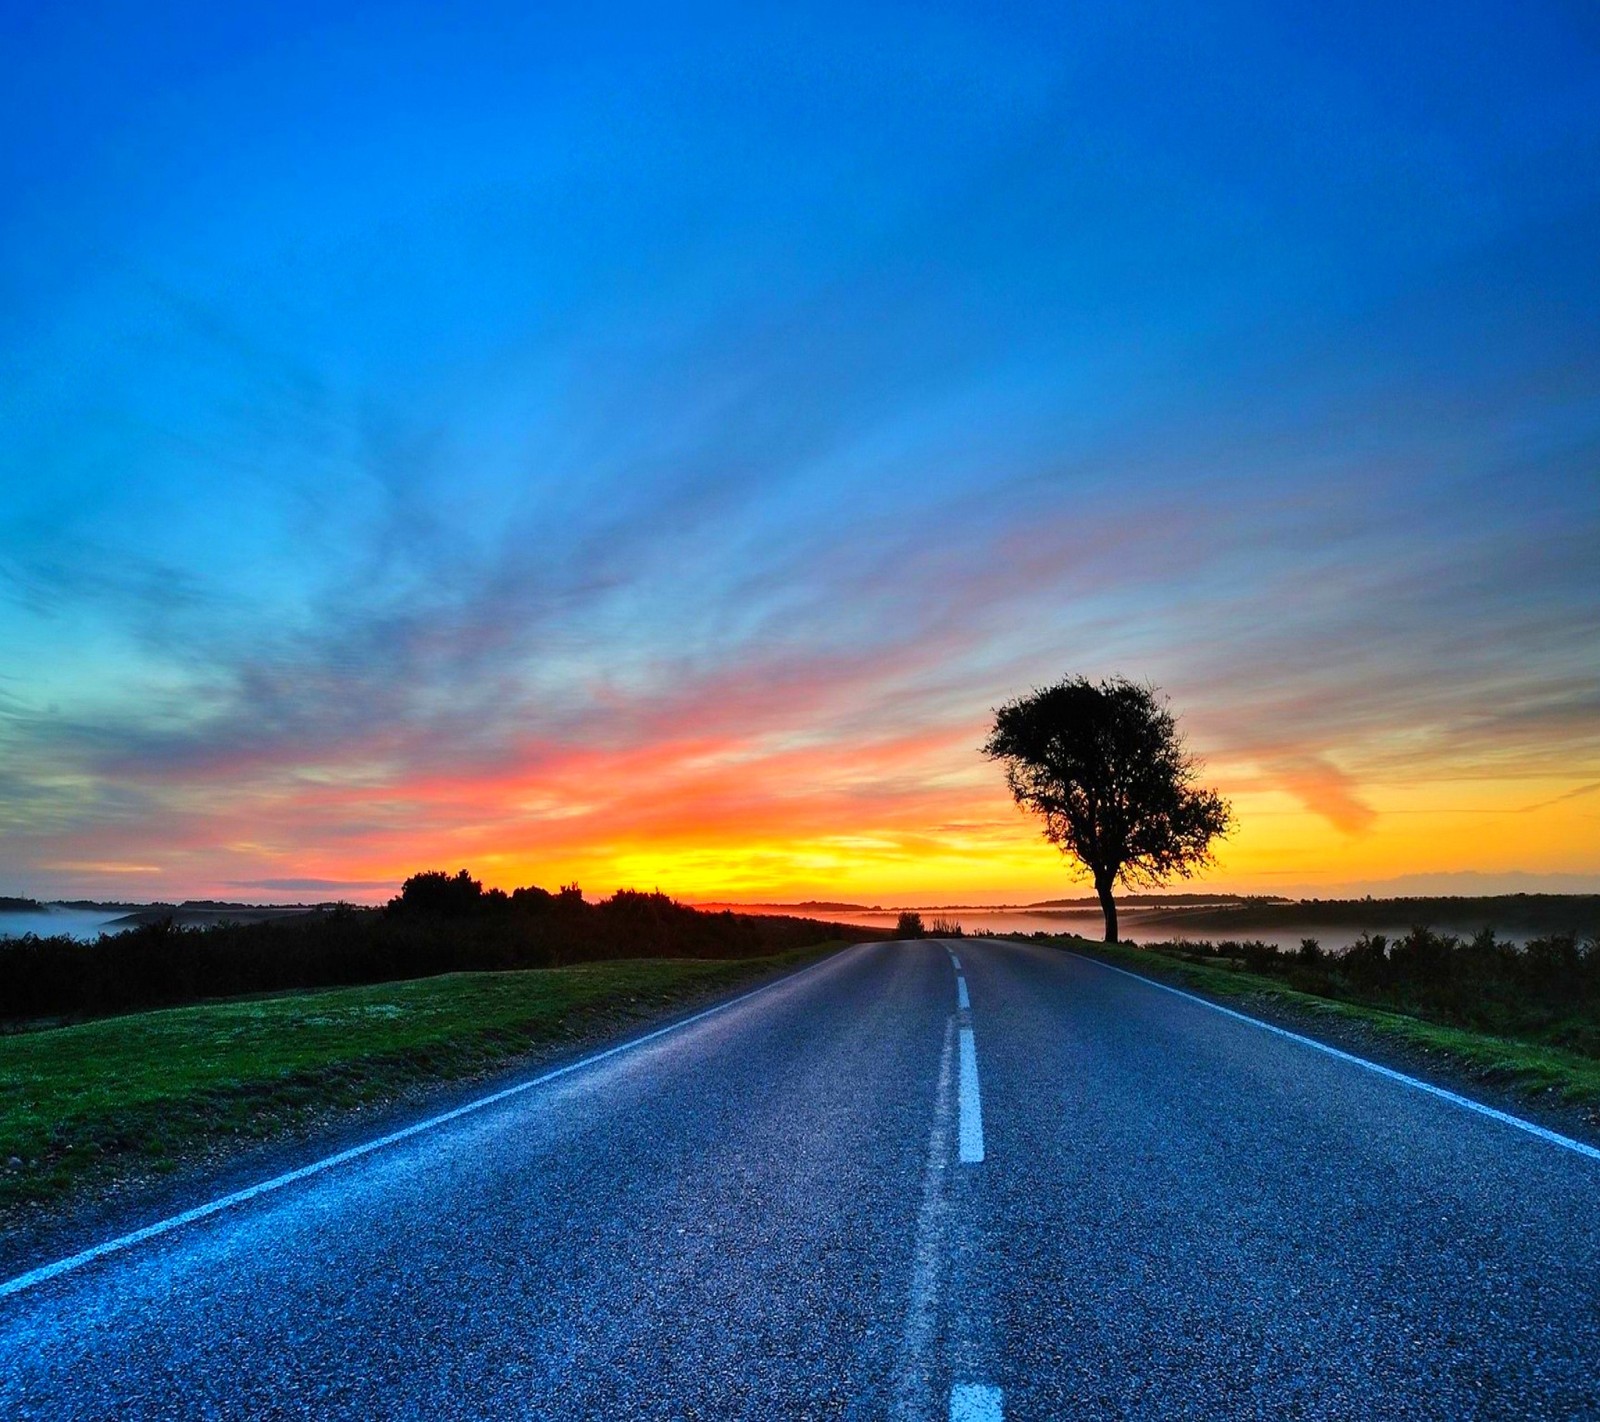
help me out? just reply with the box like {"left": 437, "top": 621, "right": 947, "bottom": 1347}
{"left": 390, "top": 869, "right": 486, "bottom": 915}
{"left": 983, "top": 676, "right": 1232, "bottom": 942}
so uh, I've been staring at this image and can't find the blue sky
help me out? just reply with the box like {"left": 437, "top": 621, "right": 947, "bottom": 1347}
{"left": 2, "top": 1, "right": 1597, "bottom": 901}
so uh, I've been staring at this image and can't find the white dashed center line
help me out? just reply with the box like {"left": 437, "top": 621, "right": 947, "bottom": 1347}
{"left": 957, "top": 1027, "right": 985, "bottom": 1164}
{"left": 933, "top": 942, "right": 1000, "bottom": 1416}
{"left": 950, "top": 1381, "right": 1005, "bottom": 1420}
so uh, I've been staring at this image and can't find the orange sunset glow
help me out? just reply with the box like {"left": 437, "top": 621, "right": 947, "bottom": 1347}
{"left": 25, "top": 698, "right": 1596, "bottom": 904}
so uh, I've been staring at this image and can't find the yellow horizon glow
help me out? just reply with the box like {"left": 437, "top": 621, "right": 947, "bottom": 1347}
{"left": 14, "top": 715, "right": 1598, "bottom": 903}
{"left": 327, "top": 770, "right": 1600, "bottom": 905}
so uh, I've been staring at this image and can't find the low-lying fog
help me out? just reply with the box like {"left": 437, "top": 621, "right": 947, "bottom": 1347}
{"left": 722, "top": 905, "right": 1548, "bottom": 949}
{"left": 0, "top": 908, "right": 134, "bottom": 941}
{"left": 1, "top": 903, "right": 1568, "bottom": 950}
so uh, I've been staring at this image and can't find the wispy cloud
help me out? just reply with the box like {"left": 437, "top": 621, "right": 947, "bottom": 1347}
{"left": 1521, "top": 782, "right": 1600, "bottom": 813}
{"left": 2, "top": 1, "right": 1597, "bottom": 899}
{"left": 226, "top": 877, "right": 397, "bottom": 893}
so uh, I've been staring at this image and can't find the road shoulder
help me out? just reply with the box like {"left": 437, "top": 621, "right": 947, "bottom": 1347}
{"left": 1006, "top": 934, "right": 1600, "bottom": 1152}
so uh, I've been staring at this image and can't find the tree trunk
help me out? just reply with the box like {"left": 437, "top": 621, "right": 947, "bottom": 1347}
{"left": 1095, "top": 874, "right": 1118, "bottom": 943}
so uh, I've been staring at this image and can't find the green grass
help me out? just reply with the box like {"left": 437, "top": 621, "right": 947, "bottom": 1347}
{"left": 0, "top": 943, "right": 844, "bottom": 1215}
{"left": 1050, "top": 936, "right": 1600, "bottom": 1106}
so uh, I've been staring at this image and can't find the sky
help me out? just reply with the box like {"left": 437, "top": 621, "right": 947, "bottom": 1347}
{"left": 1, "top": 0, "right": 1597, "bottom": 905}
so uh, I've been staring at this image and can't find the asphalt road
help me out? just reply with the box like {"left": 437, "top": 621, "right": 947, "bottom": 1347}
{"left": 3, "top": 938, "right": 1599, "bottom": 1419}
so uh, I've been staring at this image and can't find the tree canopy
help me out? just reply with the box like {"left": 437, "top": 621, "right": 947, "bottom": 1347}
{"left": 983, "top": 676, "right": 1232, "bottom": 941}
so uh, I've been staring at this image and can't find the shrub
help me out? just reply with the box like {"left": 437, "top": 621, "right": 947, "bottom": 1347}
{"left": 1239, "top": 939, "right": 1280, "bottom": 974}
{"left": 896, "top": 911, "right": 926, "bottom": 939}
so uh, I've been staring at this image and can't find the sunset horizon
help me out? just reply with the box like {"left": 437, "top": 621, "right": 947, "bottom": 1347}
{"left": 4, "top": 8, "right": 1596, "bottom": 909}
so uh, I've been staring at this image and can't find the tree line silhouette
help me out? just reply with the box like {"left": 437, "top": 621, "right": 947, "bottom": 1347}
{"left": 0, "top": 872, "right": 876, "bottom": 1025}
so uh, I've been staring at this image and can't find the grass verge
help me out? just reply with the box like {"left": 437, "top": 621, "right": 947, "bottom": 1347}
{"left": 0, "top": 943, "right": 846, "bottom": 1219}
{"left": 1047, "top": 936, "right": 1600, "bottom": 1108}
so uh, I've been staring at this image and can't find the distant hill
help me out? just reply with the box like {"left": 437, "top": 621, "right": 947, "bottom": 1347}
{"left": 787, "top": 900, "right": 882, "bottom": 912}
{"left": 1133, "top": 894, "right": 1600, "bottom": 937}
{"left": 50, "top": 900, "right": 169, "bottom": 912}
{"left": 696, "top": 900, "right": 883, "bottom": 913}
{"left": 106, "top": 904, "right": 331, "bottom": 929}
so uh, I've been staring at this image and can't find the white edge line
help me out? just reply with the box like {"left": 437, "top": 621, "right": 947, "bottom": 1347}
{"left": 1069, "top": 949, "right": 1600, "bottom": 1164}
{"left": 0, "top": 946, "right": 862, "bottom": 1301}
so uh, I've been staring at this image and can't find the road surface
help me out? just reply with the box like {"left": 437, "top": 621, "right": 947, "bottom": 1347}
{"left": 3, "top": 938, "right": 1599, "bottom": 1418}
